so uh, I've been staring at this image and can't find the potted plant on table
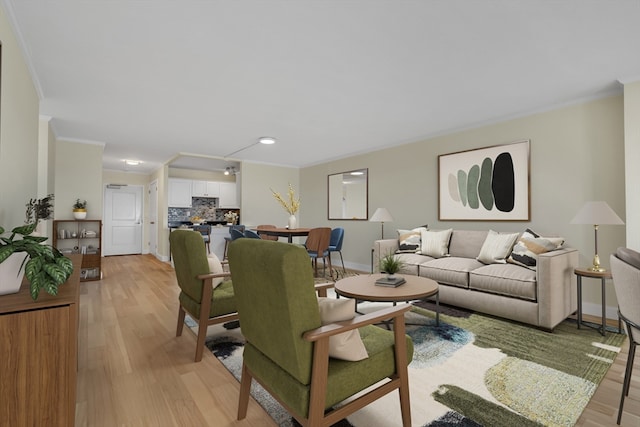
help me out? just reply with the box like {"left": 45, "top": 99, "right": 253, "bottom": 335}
{"left": 380, "top": 252, "right": 404, "bottom": 279}
{"left": 0, "top": 222, "right": 74, "bottom": 299}
{"left": 73, "top": 199, "right": 87, "bottom": 219}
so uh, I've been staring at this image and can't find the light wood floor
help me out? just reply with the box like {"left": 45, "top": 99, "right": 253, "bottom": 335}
{"left": 76, "top": 254, "right": 639, "bottom": 426}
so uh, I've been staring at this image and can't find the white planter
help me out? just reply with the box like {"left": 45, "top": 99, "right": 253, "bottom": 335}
{"left": 0, "top": 253, "right": 28, "bottom": 295}
{"left": 288, "top": 215, "right": 297, "bottom": 230}
{"left": 73, "top": 210, "right": 87, "bottom": 219}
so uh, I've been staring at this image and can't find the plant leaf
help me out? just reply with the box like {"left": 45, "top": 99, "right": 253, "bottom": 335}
{"left": 0, "top": 246, "right": 16, "bottom": 263}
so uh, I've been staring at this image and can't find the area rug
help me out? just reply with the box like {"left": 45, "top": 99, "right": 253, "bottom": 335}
{"left": 200, "top": 301, "right": 626, "bottom": 427}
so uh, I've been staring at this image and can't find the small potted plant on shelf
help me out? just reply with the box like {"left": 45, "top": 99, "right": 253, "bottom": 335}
{"left": 380, "top": 252, "right": 404, "bottom": 279}
{"left": 73, "top": 199, "right": 87, "bottom": 219}
{"left": 0, "top": 222, "right": 74, "bottom": 299}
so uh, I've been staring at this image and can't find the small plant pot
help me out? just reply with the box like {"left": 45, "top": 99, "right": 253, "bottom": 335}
{"left": 73, "top": 209, "right": 87, "bottom": 220}
{"left": 0, "top": 253, "right": 27, "bottom": 295}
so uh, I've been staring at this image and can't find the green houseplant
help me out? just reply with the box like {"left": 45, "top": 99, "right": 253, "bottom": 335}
{"left": 0, "top": 223, "right": 73, "bottom": 300}
{"left": 380, "top": 252, "right": 404, "bottom": 277}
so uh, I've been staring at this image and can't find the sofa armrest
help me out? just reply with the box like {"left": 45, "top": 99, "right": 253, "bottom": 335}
{"left": 372, "top": 239, "right": 399, "bottom": 273}
{"left": 536, "top": 247, "right": 579, "bottom": 330}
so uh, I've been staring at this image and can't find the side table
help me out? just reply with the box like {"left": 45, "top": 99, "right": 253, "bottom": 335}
{"left": 574, "top": 267, "right": 620, "bottom": 336}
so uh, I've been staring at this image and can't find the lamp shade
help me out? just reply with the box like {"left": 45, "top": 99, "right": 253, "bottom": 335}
{"left": 369, "top": 208, "right": 394, "bottom": 223}
{"left": 570, "top": 201, "right": 624, "bottom": 225}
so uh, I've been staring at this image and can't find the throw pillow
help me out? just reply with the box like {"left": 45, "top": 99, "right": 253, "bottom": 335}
{"left": 397, "top": 226, "right": 428, "bottom": 253}
{"left": 616, "top": 247, "right": 640, "bottom": 270}
{"left": 317, "top": 297, "right": 368, "bottom": 361}
{"left": 507, "top": 228, "right": 565, "bottom": 270}
{"left": 207, "top": 253, "right": 225, "bottom": 289}
{"left": 420, "top": 228, "right": 453, "bottom": 258}
{"left": 477, "top": 230, "right": 520, "bottom": 264}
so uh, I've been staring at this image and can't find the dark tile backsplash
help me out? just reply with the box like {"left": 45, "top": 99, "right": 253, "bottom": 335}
{"left": 168, "top": 197, "right": 237, "bottom": 222}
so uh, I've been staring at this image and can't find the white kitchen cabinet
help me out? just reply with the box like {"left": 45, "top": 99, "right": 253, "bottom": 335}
{"left": 219, "top": 182, "right": 239, "bottom": 208}
{"left": 192, "top": 180, "right": 220, "bottom": 198}
{"left": 168, "top": 178, "right": 192, "bottom": 207}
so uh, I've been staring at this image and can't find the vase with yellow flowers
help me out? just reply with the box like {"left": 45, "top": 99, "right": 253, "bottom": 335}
{"left": 271, "top": 183, "right": 301, "bottom": 229}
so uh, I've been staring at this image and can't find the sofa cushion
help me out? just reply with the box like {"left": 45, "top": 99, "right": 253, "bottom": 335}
{"left": 616, "top": 247, "right": 640, "bottom": 270}
{"left": 477, "top": 230, "right": 520, "bottom": 264}
{"left": 396, "top": 227, "right": 428, "bottom": 253}
{"left": 469, "top": 264, "right": 537, "bottom": 301}
{"left": 507, "top": 228, "right": 564, "bottom": 270}
{"left": 420, "top": 228, "right": 453, "bottom": 258}
{"left": 419, "top": 257, "right": 484, "bottom": 288}
{"left": 448, "top": 230, "right": 489, "bottom": 258}
{"left": 394, "top": 253, "right": 433, "bottom": 275}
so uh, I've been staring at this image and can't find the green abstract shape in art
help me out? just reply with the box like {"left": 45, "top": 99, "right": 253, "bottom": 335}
{"left": 457, "top": 170, "right": 468, "bottom": 207}
{"left": 478, "top": 157, "right": 494, "bottom": 210}
{"left": 466, "top": 165, "right": 480, "bottom": 209}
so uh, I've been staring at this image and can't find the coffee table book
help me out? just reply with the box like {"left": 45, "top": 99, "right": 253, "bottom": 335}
{"left": 375, "top": 276, "right": 406, "bottom": 287}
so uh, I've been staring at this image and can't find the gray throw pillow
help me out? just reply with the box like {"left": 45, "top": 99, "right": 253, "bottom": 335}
{"left": 616, "top": 247, "right": 640, "bottom": 270}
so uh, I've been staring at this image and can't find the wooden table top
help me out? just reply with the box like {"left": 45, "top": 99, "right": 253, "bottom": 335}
{"left": 574, "top": 267, "right": 613, "bottom": 279}
{"left": 256, "top": 227, "right": 312, "bottom": 235}
{"left": 335, "top": 273, "right": 439, "bottom": 302}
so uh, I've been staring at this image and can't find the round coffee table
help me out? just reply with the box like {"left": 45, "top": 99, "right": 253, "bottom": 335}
{"left": 335, "top": 274, "right": 439, "bottom": 326}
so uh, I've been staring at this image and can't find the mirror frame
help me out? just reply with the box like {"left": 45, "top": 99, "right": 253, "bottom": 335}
{"left": 327, "top": 168, "right": 368, "bottom": 220}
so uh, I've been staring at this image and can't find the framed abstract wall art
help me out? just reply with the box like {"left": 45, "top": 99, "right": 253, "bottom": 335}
{"left": 438, "top": 140, "right": 530, "bottom": 221}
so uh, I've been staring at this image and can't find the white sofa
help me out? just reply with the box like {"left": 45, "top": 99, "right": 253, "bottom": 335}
{"left": 372, "top": 229, "right": 579, "bottom": 331}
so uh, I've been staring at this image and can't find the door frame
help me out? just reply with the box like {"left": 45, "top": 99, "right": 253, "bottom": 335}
{"left": 103, "top": 184, "right": 144, "bottom": 256}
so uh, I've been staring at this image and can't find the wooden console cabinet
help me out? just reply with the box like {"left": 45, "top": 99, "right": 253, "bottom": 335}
{"left": 0, "top": 254, "right": 81, "bottom": 426}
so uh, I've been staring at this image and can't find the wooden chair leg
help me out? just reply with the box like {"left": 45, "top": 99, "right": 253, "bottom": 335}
{"left": 194, "top": 321, "right": 207, "bottom": 362}
{"left": 176, "top": 306, "right": 186, "bottom": 337}
{"left": 238, "top": 362, "right": 252, "bottom": 420}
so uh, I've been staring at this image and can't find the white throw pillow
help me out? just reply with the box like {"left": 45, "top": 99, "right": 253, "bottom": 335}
{"left": 476, "top": 230, "right": 520, "bottom": 264}
{"left": 317, "top": 297, "right": 368, "bottom": 361}
{"left": 207, "top": 253, "right": 225, "bottom": 289}
{"left": 420, "top": 229, "right": 453, "bottom": 258}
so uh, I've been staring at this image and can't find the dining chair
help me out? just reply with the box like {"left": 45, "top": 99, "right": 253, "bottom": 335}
{"left": 305, "top": 227, "right": 332, "bottom": 277}
{"left": 328, "top": 227, "right": 345, "bottom": 276}
{"left": 169, "top": 230, "right": 238, "bottom": 362}
{"left": 243, "top": 229, "right": 262, "bottom": 239}
{"left": 227, "top": 238, "right": 413, "bottom": 427}
{"left": 256, "top": 224, "right": 279, "bottom": 241}
{"left": 224, "top": 225, "right": 246, "bottom": 260}
{"left": 192, "top": 224, "right": 211, "bottom": 254}
{"left": 610, "top": 248, "right": 640, "bottom": 424}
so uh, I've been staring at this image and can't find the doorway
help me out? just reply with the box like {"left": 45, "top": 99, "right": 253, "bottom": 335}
{"left": 103, "top": 185, "right": 143, "bottom": 256}
{"left": 149, "top": 180, "right": 158, "bottom": 258}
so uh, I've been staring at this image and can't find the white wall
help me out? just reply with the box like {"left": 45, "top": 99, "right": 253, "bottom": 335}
{"left": 301, "top": 95, "right": 627, "bottom": 316}
{"left": 0, "top": 6, "right": 40, "bottom": 229}
{"left": 624, "top": 81, "right": 640, "bottom": 251}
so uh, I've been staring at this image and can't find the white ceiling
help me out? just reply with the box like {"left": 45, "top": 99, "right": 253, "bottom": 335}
{"left": 4, "top": 1, "right": 640, "bottom": 175}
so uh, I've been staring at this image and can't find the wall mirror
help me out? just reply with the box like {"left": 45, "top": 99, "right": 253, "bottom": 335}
{"left": 328, "top": 168, "right": 368, "bottom": 220}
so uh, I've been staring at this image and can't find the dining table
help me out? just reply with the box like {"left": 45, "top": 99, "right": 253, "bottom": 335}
{"left": 255, "top": 227, "right": 312, "bottom": 243}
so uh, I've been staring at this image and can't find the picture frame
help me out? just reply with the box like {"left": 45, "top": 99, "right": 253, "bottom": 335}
{"left": 438, "top": 140, "right": 530, "bottom": 221}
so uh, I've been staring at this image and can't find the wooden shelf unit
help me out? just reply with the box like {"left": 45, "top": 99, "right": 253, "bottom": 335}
{"left": 53, "top": 219, "right": 102, "bottom": 281}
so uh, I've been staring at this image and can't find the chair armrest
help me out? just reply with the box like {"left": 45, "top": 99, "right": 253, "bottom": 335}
{"left": 314, "top": 280, "right": 335, "bottom": 297}
{"left": 302, "top": 304, "right": 411, "bottom": 342}
{"left": 197, "top": 272, "right": 232, "bottom": 280}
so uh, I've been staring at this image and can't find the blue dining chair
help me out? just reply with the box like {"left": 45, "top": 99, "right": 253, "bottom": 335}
{"left": 224, "top": 225, "right": 246, "bottom": 259}
{"left": 243, "top": 229, "right": 261, "bottom": 239}
{"left": 328, "top": 227, "right": 345, "bottom": 275}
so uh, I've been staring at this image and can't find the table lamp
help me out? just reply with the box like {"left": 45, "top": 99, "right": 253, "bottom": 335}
{"left": 370, "top": 208, "right": 394, "bottom": 240}
{"left": 570, "top": 201, "right": 624, "bottom": 272}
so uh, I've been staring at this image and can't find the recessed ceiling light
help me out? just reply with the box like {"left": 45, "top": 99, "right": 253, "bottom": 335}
{"left": 258, "top": 137, "right": 276, "bottom": 145}
{"left": 125, "top": 160, "right": 141, "bottom": 166}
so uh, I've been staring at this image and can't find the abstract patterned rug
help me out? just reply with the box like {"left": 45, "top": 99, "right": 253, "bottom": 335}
{"left": 200, "top": 300, "right": 626, "bottom": 427}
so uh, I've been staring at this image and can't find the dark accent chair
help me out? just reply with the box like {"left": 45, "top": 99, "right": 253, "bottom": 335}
{"left": 170, "top": 230, "right": 238, "bottom": 362}
{"left": 243, "top": 229, "right": 261, "bottom": 239}
{"left": 192, "top": 224, "right": 211, "bottom": 254}
{"left": 328, "top": 227, "right": 345, "bottom": 275}
{"left": 305, "top": 227, "right": 332, "bottom": 277}
{"left": 228, "top": 238, "right": 413, "bottom": 427}
{"left": 610, "top": 249, "right": 640, "bottom": 424}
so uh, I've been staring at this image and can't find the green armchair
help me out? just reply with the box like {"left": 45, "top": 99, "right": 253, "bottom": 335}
{"left": 228, "top": 238, "right": 413, "bottom": 427}
{"left": 170, "top": 229, "right": 238, "bottom": 362}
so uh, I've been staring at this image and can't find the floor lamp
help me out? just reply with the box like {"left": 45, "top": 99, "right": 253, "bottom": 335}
{"left": 570, "top": 201, "right": 624, "bottom": 272}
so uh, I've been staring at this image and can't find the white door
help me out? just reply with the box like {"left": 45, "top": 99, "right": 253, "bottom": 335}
{"left": 103, "top": 185, "right": 143, "bottom": 256}
{"left": 149, "top": 180, "right": 158, "bottom": 257}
